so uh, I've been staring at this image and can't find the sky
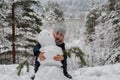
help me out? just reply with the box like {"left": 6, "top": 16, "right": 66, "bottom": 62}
{"left": 0, "top": 63, "right": 120, "bottom": 80}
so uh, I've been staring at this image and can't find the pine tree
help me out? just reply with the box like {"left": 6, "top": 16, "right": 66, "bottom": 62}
{"left": 17, "top": 60, "right": 29, "bottom": 76}
{"left": 84, "top": 0, "right": 120, "bottom": 66}
{"left": 41, "top": 1, "right": 64, "bottom": 29}
{"left": 0, "top": 0, "right": 43, "bottom": 64}
{"left": 0, "top": 0, "right": 13, "bottom": 62}
{"left": 14, "top": 0, "right": 42, "bottom": 55}
{"left": 66, "top": 47, "right": 87, "bottom": 66}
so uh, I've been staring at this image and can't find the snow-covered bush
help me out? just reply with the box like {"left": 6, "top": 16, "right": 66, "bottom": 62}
{"left": 84, "top": 0, "right": 120, "bottom": 66}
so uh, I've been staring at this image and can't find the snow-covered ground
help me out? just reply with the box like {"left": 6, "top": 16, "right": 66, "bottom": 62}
{"left": 0, "top": 63, "right": 120, "bottom": 80}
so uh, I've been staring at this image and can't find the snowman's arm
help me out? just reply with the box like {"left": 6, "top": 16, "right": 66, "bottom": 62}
{"left": 33, "top": 43, "right": 41, "bottom": 57}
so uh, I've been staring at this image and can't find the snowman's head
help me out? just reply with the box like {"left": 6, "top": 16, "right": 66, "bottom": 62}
{"left": 37, "top": 30, "right": 56, "bottom": 47}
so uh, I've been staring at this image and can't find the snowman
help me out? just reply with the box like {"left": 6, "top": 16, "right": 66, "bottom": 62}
{"left": 34, "top": 30, "right": 69, "bottom": 80}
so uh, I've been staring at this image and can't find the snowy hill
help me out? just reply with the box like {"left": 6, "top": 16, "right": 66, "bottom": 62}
{"left": 0, "top": 63, "right": 120, "bottom": 80}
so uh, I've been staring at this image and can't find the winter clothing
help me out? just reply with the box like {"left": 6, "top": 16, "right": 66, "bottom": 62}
{"left": 54, "top": 27, "right": 66, "bottom": 36}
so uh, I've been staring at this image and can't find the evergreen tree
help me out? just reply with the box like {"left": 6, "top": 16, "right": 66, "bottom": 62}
{"left": 0, "top": 0, "right": 43, "bottom": 58}
{"left": 66, "top": 47, "right": 87, "bottom": 66}
{"left": 41, "top": 1, "right": 64, "bottom": 29}
{"left": 17, "top": 60, "right": 29, "bottom": 76}
{"left": 0, "top": 0, "right": 13, "bottom": 55}
{"left": 85, "top": 0, "right": 120, "bottom": 66}
{"left": 14, "top": 0, "right": 42, "bottom": 55}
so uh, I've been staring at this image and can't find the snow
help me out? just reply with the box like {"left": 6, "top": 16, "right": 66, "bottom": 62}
{"left": 1, "top": 63, "right": 120, "bottom": 80}
{"left": 101, "top": 12, "right": 107, "bottom": 16}
{"left": 0, "top": 64, "right": 33, "bottom": 80}
{"left": 39, "top": 46, "right": 63, "bottom": 66}
{"left": 74, "top": 63, "right": 120, "bottom": 80}
{"left": 37, "top": 30, "right": 56, "bottom": 47}
{"left": 34, "top": 66, "right": 69, "bottom": 80}
{"left": 1, "top": 0, "right": 120, "bottom": 79}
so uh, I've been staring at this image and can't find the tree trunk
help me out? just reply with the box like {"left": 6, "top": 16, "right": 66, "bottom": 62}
{"left": 12, "top": 0, "right": 16, "bottom": 64}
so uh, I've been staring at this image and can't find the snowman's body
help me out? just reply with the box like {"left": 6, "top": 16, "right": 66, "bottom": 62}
{"left": 34, "top": 30, "right": 68, "bottom": 80}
